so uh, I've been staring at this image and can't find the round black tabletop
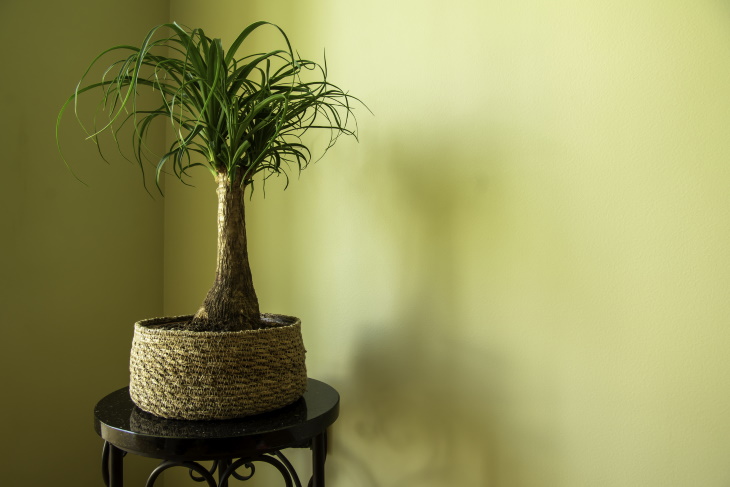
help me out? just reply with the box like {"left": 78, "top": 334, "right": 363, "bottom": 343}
{"left": 94, "top": 378, "right": 339, "bottom": 460}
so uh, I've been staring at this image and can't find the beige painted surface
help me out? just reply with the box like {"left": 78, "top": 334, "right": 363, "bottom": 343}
{"left": 162, "top": 1, "right": 730, "bottom": 486}
{"left": 0, "top": 0, "right": 168, "bottom": 484}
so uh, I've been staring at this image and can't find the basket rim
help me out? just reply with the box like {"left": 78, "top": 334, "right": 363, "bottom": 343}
{"left": 133, "top": 313, "right": 301, "bottom": 337}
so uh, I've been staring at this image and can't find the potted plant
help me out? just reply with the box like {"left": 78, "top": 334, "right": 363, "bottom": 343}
{"left": 57, "top": 21, "right": 363, "bottom": 419}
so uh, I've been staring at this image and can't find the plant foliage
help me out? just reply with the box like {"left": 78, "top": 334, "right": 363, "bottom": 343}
{"left": 57, "top": 21, "right": 363, "bottom": 192}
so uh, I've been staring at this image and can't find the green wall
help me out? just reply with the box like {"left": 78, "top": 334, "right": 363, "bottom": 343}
{"left": 4, "top": 1, "right": 730, "bottom": 486}
{"left": 0, "top": 0, "right": 168, "bottom": 484}
{"left": 164, "top": 1, "right": 730, "bottom": 486}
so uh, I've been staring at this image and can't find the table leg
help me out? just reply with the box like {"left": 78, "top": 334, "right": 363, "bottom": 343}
{"left": 109, "top": 443, "right": 124, "bottom": 487}
{"left": 218, "top": 459, "right": 231, "bottom": 487}
{"left": 311, "top": 431, "right": 327, "bottom": 487}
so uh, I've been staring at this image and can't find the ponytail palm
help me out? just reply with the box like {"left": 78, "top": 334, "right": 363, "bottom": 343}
{"left": 57, "top": 22, "right": 362, "bottom": 331}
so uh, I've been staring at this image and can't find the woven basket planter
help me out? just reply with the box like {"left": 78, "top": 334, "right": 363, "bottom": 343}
{"left": 129, "top": 313, "right": 307, "bottom": 420}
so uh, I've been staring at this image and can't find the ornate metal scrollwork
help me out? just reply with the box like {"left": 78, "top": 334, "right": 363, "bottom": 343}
{"left": 274, "top": 451, "right": 303, "bottom": 487}
{"left": 146, "top": 459, "right": 217, "bottom": 487}
{"left": 229, "top": 460, "right": 256, "bottom": 481}
{"left": 219, "top": 452, "right": 300, "bottom": 487}
{"left": 135, "top": 450, "right": 301, "bottom": 487}
{"left": 188, "top": 460, "right": 220, "bottom": 482}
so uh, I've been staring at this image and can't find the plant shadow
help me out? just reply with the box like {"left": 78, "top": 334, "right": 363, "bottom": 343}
{"left": 320, "top": 136, "right": 561, "bottom": 487}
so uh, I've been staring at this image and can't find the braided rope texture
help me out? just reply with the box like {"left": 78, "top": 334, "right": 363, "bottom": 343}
{"left": 129, "top": 313, "right": 307, "bottom": 420}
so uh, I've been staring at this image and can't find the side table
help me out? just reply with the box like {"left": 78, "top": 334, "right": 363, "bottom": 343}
{"left": 94, "top": 378, "right": 339, "bottom": 487}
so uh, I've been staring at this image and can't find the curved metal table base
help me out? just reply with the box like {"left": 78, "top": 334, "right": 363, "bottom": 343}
{"left": 102, "top": 439, "right": 327, "bottom": 487}
{"left": 158, "top": 450, "right": 306, "bottom": 487}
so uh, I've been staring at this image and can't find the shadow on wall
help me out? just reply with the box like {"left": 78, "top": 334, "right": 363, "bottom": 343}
{"left": 323, "top": 138, "right": 560, "bottom": 487}
{"left": 331, "top": 325, "right": 501, "bottom": 486}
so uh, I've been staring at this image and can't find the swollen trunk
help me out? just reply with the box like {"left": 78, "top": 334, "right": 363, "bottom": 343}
{"left": 189, "top": 172, "right": 260, "bottom": 331}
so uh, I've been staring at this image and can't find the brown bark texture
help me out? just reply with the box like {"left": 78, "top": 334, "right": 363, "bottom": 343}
{"left": 189, "top": 171, "right": 261, "bottom": 332}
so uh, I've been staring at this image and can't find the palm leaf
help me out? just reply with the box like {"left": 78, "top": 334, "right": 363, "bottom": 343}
{"left": 57, "top": 21, "right": 367, "bottom": 193}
